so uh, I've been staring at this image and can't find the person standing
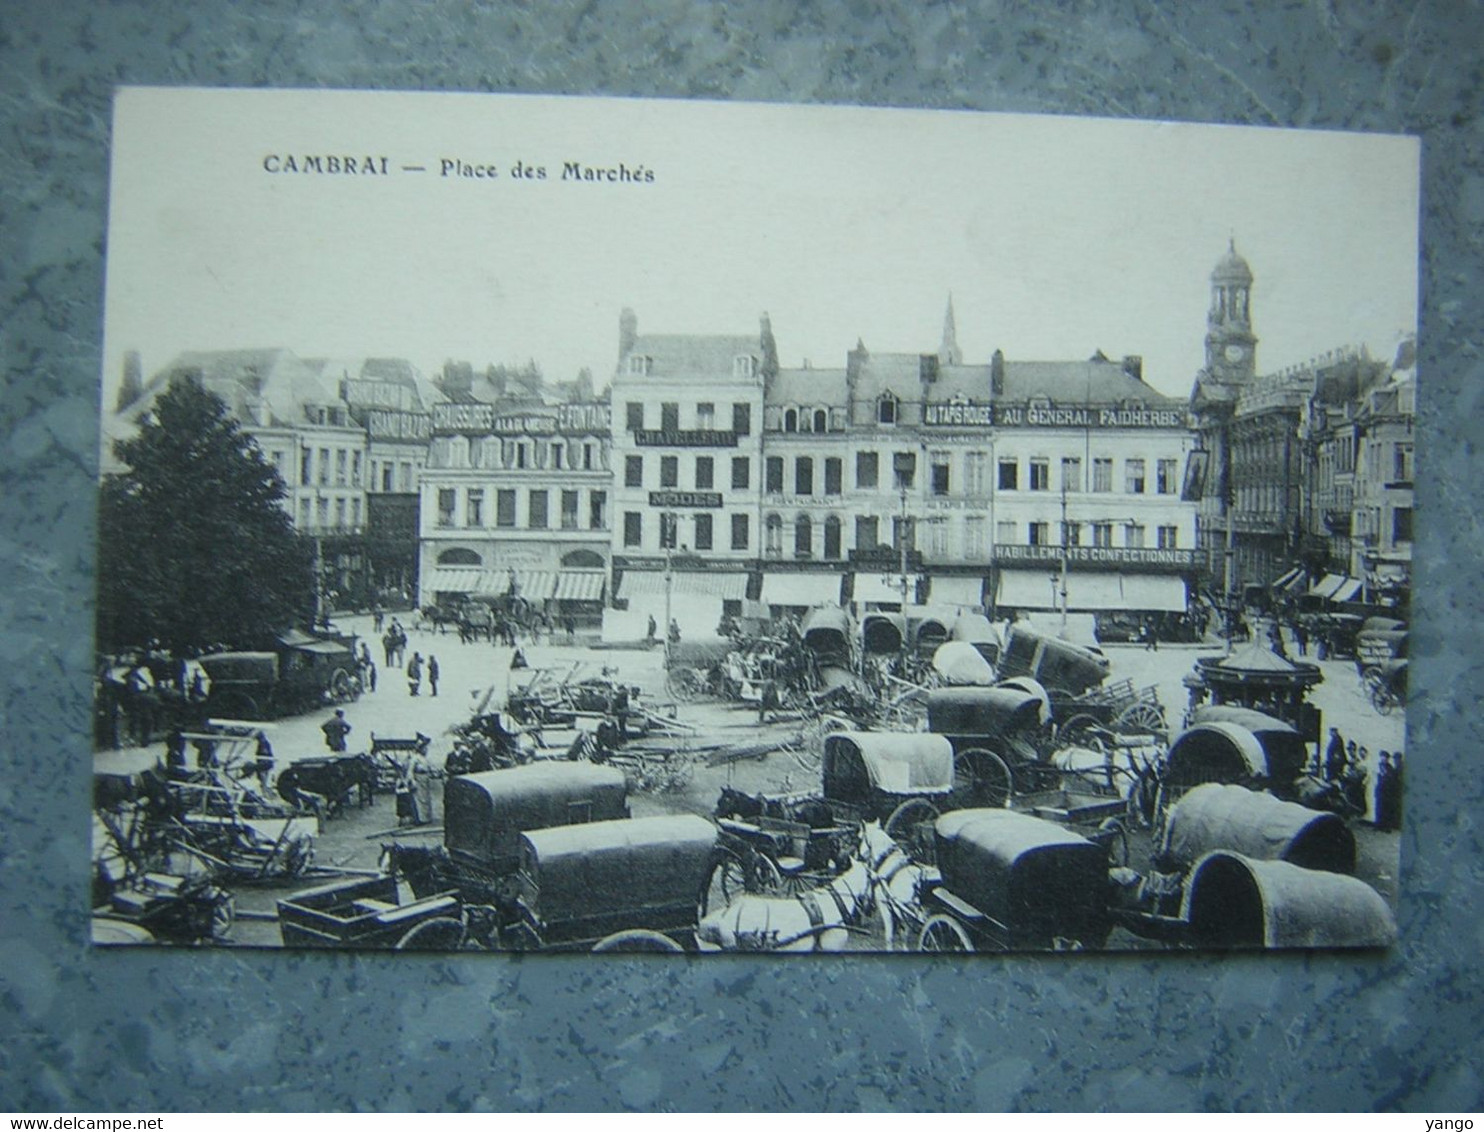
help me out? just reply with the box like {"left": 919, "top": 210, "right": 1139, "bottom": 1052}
{"left": 646, "top": 614, "right": 657, "bottom": 647}
{"left": 382, "top": 629, "right": 396, "bottom": 668}
{"left": 407, "top": 652, "right": 423, "bottom": 696}
{"left": 321, "top": 708, "right": 352, "bottom": 752}
{"left": 428, "top": 655, "right": 440, "bottom": 697}
{"left": 1323, "top": 727, "right": 1344, "bottom": 779}
{"left": 1293, "top": 620, "right": 1309, "bottom": 657}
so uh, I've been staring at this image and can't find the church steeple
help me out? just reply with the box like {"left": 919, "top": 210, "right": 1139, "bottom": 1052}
{"left": 1205, "top": 239, "right": 1257, "bottom": 384}
{"left": 939, "top": 294, "right": 962, "bottom": 365}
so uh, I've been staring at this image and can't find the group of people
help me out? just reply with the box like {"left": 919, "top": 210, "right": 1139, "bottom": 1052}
{"left": 405, "top": 652, "right": 439, "bottom": 697}
{"left": 1322, "top": 726, "right": 1404, "bottom": 830}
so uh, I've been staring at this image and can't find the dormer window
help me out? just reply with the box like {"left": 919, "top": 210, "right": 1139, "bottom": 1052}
{"left": 627, "top": 355, "right": 653, "bottom": 376}
{"left": 784, "top": 408, "right": 798, "bottom": 433}
{"left": 734, "top": 355, "right": 756, "bottom": 378}
{"left": 878, "top": 392, "right": 899, "bottom": 425}
{"left": 813, "top": 408, "right": 828, "bottom": 433}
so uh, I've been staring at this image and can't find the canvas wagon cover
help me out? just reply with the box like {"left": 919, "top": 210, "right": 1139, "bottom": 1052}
{"left": 520, "top": 814, "right": 716, "bottom": 924}
{"left": 801, "top": 606, "right": 852, "bottom": 650}
{"left": 1165, "top": 722, "right": 1270, "bottom": 789}
{"left": 932, "top": 809, "right": 1108, "bottom": 943}
{"left": 444, "top": 762, "right": 628, "bottom": 869}
{"left": 1183, "top": 851, "right": 1396, "bottom": 949}
{"left": 1162, "top": 783, "right": 1355, "bottom": 873}
{"left": 822, "top": 732, "right": 955, "bottom": 797}
{"left": 926, "top": 686, "right": 1044, "bottom": 738}
{"left": 931, "top": 641, "right": 996, "bottom": 686}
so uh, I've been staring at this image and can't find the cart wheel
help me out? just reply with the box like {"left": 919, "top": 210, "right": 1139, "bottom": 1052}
{"left": 1097, "top": 817, "right": 1130, "bottom": 868}
{"left": 699, "top": 851, "right": 749, "bottom": 917}
{"left": 1116, "top": 702, "right": 1167, "bottom": 738}
{"left": 884, "top": 798, "right": 941, "bottom": 866}
{"left": 592, "top": 929, "right": 685, "bottom": 953}
{"left": 209, "top": 891, "right": 236, "bottom": 942}
{"left": 918, "top": 914, "right": 975, "bottom": 953}
{"left": 1057, "top": 714, "right": 1106, "bottom": 751}
{"left": 395, "top": 916, "right": 468, "bottom": 951}
{"left": 747, "top": 852, "right": 787, "bottom": 894}
{"left": 954, "top": 748, "right": 1013, "bottom": 809}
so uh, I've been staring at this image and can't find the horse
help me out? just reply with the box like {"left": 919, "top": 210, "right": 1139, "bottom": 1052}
{"left": 695, "top": 820, "right": 933, "bottom": 952}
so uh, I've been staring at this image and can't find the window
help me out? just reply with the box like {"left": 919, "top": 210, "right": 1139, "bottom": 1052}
{"left": 1393, "top": 506, "right": 1413, "bottom": 543}
{"left": 878, "top": 393, "right": 898, "bottom": 425}
{"left": 661, "top": 403, "right": 679, "bottom": 432}
{"left": 318, "top": 448, "right": 330, "bottom": 486}
{"left": 824, "top": 515, "right": 842, "bottom": 559}
{"left": 1157, "top": 458, "right": 1178, "bottom": 494}
{"left": 497, "top": 489, "right": 517, "bottom": 527}
{"left": 1029, "top": 459, "right": 1050, "bottom": 491}
{"left": 399, "top": 462, "right": 413, "bottom": 492}
{"left": 965, "top": 515, "right": 986, "bottom": 558}
{"left": 351, "top": 498, "right": 361, "bottom": 528}
{"left": 765, "top": 514, "right": 783, "bottom": 556}
{"left": 694, "top": 513, "right": 713, "bottom": 551}
{"left": 814, "top": 409, "right": 828, "bottom": 433}
{"left": 1062, "top": 457, "right": 1082, "bottom": 493}
{"left": 1126, "top": 459, "right": 1146, "bottom": 494}
{"left": 1393, "top": 444, "right": 1413, "bottom": 483}
{"left": 334, "top": 498, "right": 345, "bottom": 528}
{"left": 893, "top": 452, "right": 916, "bottom": 490}
{"left": 466, "top": 489, "right": 484, "bottom": 527}
{"left": 381, "top": 463, "right": 394, "bottom": 492}
{"left": 734, "top": 355, "right": 756, "bottom": 378}
{"left": 1092, "top": 522, "right": 1113, "bottom": 548}
{"left": 824, "top": 458, "right": 842, "bottom": 496}
{"left": 1125, "top": 522, "right": 1146, "bottom": 548}
{"left": 589, "top": 490, "right": 607, "bottom": 530}
{"left": 298, "top": 498, "right": 310, "bottom": 527}
{"left": 301, "top": 449, "right": 313, "bottom": 486}
{"left": 731, "top": 513, "right": 749, "bottom": 551}
{"left": 856, "top": 515, "right": 879, "bottom": 550}
{"left": 931, "top": 454, "right": 951, "bottom": 496}
{"left": 659, "top": 512, "right": 678, "bottom": 549}
{"left": 529, "top": 490, "right": 549, "bottom": 529}
{"left": 784, "top": 409, "right": 798, "bottom": 433}
{"left": 1092, "top": 458, "right": 1113, "bottom": 493}
{"left": 733, "top": 402, "right": 751, "bottom": 436}
{"left": 516, "top": 443, "right": 529, "bottom": 469}
{"left": 695, "top": 456, "right": 714, "bottom": 490}
{"left": 352, "top": 451, "right": 362, "bottom": 486}
{"left": 965, "top": 452, "right": 989, "bottom": 495}
{"left": 627, "top": 356, "right": 652, "bottom": 376}
{"left": 1062, "top": 521, "right": 1081, "bottom": 547}
{"left": 623, "top": 512, "right": 642, "bottom": 547}
{"left": 660, "top": 456, "right": 679, "bottom": 488}
{"left": 795, "top": 515, "right": 812, "bottom": 557}
{"left": 731, "top": 457, "right": 750, "bottom": 490}
{"left": 998, "top": 459, "right": 1018, "bottom": 490}
{"left": 624, "top": 455, "right": 643, "bottom": 487}
{"left": 1157, "top": 525, "right": 1179, "bottom": 549}
{"left": 766, "top": 456, "right": 784, "bottom": 493}
{"left": 857, "top": 451, "right": 879, "bottom": 489}
{"left": 437, "top": 489, "right": 455, "bottom": 527}
{"left": 1029, "top": 522, "right": 1050, "bottom": 546}
{"left": 996, "top": 519, "right": 1017, "bottom": 545}
{"left": 561, "top": 490, "right": 579, "bottom": 530}
{"left": 795, "top": 457, "right": 814, "bottom": 496}
{"left": 551, "top": 445, "right": 564, "bottom": 470}
{"left": 583, "top": 443, "right": 596, "bottom": 471}
{"left": 317, "top": 497, "right": 329, "bottom": 528}
{"left": 697, "top": 402, "right": 715, "bottom": 429}
{"left": 926, "top": 517, "right": 949, "bottom": 558}
{"left": 625, "top": 402, "right": 644, "bottom": 430}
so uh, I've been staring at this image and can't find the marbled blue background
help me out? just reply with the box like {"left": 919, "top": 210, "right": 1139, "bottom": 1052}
{"left": 2, "top": 0, "right": 1479, "bottom": 1112}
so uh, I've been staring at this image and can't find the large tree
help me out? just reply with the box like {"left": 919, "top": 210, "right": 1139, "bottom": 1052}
{"left": 97, "top": 374, "right": 314, "bottom": 653}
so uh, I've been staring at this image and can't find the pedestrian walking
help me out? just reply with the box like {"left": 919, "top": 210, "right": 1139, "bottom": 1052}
{"left": 1293, "top": 620, "right": 1309, "bottom": 657}
{"left": 646, "top": 615, "right": 657, "bottom": 647}
{"left": 407, "top": 652, "right": 423, "bottom": 696}
{"left": 564, "top": 614, "right": 577, "bottom": 643}
{"left": 1323, "top": 727, "right": 1344, "bottom": 779}
{"left": 320, "top": 708, "right": 352, "bottom": 752}
{"left": 372, "top": 603, "right": 384, "bottom": 633}
{"left": 253, "top": 730, "right": 275, "bottom": 795}
{"left": 428, "top": 654, "right": 440, "bottom": 697}
{"left": 382, "top": 630, "right": 396, "bottom": 668}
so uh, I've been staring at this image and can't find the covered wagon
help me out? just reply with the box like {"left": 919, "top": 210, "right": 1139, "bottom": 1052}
{"left": 1160, "top": 783, "right": 1356, "bottom": 874}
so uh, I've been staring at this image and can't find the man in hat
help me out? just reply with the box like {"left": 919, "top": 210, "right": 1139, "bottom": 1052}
{"left": 321, "top": 709, "right": 352, "bottom": 753}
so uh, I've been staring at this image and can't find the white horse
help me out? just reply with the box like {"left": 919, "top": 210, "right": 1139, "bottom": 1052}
{"left": 695, "top": 820, "right": 934, "bottom": 952}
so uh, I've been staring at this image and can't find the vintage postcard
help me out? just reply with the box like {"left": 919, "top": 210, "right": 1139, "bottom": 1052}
{"left": 92, "top": 88, "right": 1417, "bottom": 953}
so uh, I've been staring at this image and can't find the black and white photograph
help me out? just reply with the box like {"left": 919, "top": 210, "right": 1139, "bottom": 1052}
{"left": 91, "top": 87, "right": 1417, "bottom": 954}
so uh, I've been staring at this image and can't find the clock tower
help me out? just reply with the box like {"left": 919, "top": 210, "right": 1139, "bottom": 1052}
{"left": 1204, "top": 239, "right": 1257, "bottom": 384}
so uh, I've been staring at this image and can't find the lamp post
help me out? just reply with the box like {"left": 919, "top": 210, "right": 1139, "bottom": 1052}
{"left": 663, "top": 542, "right": 674, "bottom": 665}
{"left": 892, "top": 453, "right": 918, "bottom": 672}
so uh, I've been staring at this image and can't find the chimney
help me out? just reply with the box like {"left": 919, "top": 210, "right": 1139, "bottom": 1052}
{"left": 1123, "top": 355, "right": 1144, "bottom": 382}
{"left": 759, "top": 311, "right": 779, "bottom": 382}
{"left": 117, "top": 350, "right": 143, "bottom": 412}
{"left": 441, "top": 359, "right": 474, "bottom": 398}
{"left": 991, "top": 349, "right": 1005, "bottom": 395}
{"left": 919, "top": 354, "right": 939, "bottom": 384}
{"left": 619, "top": 308, "right": 638, "bottom": 361}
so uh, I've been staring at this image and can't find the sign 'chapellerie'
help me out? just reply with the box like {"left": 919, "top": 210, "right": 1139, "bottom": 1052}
{"left": 93, "top": 86, "right": 1416, "bottom": 959}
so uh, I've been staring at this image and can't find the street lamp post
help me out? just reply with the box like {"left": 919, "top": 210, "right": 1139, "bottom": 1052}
{"left": 663, "top": 543, "right": 674, "bottom": 666}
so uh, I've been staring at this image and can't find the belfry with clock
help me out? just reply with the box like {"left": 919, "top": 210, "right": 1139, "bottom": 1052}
{"left": 1204, "top": 239, "right": 1258, "bottom": 385}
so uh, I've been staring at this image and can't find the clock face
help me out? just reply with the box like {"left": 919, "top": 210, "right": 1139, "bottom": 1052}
{"left": 1224, "top": 344, "right": 1247, "bottom": 363}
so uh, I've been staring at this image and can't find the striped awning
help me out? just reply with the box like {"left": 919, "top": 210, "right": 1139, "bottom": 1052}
{"left": 1270, "top": 567, "right": 1304, "bottom": 592}
{"left": 425, "top": 568, "right": 483, "bottom": 594}
{"left": 760, "top": 572, "right": 843, "bottom": 606}
{"left": 617, "top": 571, "right": 749, "bottom": 600}
{"left": 553, "top": 571, "right": 606, "bottom": 602}
{"left": 1307, "top": 573, "right": 1346, "bottom": 598}
{"left": 1330, "top": 577, "right": 1363, "bottom": 604}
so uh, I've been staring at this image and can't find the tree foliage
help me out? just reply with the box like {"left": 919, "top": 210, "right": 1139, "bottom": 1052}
{"left": 97, "top": 375, "right": 314, "bottom": 653}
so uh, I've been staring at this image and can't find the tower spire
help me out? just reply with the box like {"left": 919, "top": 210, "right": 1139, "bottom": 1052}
{"left": 939, "top": 294, "right": 962, "bottom": 365}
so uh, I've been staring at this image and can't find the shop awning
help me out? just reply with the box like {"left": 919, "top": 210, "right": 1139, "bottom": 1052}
{"left": 760, "top": 572, "right": 843, "bottom": 607}
{"left": 1330, "top": 577, "right": 1363, "bottom": 604}
{"left": 929, "top": 575, "right": 986, "bottom": 607}
{"left": 1119, "top": 574, "right": 1189, "bottom": 612}
{"left": 1270, "top": 567, "right": 1304, "bottom": 593}
{"left": 853, "top": 573, "right": 918, "bottom": 606}
{"left": 553, "top": 571, "right": 607, "bottom": 602}
{"left": 1307, "top": 573, "right": 1346, "bottom": 598}
{"left": 425, "top": 568, "right": 483, "bottom": 594}
{"left": 617, "top": 571, "right": 749, "bottom": 600}
{"left": 507, "top": 570, "right": 557, "bottom": 600}
{"left": 995, "top": 570, "right": 1127, "bottom": 611}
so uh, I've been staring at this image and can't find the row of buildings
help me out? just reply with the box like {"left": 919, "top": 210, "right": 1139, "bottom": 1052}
{"left": 109, "top": 243, "right": 1413, "bottom": 641}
